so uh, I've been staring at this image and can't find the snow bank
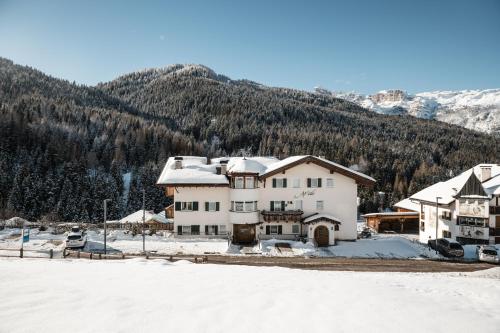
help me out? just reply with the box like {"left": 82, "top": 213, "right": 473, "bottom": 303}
{"left": 0, "top": 258, "right": 498, "bottom": 333}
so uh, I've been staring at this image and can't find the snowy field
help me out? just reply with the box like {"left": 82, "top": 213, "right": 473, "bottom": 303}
{"left": 0, "top": 258, "right": 499, "bottom": 333}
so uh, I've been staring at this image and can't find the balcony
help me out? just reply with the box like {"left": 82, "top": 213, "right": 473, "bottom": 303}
{"left": 261, "top": 210, "right": 303, "bottom": 222}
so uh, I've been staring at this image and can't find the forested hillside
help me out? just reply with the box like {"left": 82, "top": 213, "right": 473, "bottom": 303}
{"left": 1, "top": 58, "right": 499, "bottom": 221}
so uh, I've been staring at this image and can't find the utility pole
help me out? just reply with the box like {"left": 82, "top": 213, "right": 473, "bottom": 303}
{"left": 142, "top": 189, "right": 146, "bottom": 254}
{"left": 435, "top": 196, "right": 441, "bottom": 254}
{"left": 103, "top": 199, "right": 111, "bottom": 255}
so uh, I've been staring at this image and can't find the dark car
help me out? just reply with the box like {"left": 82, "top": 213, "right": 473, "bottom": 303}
{"left": 428, "top": 238, "right": 464, "bottom": 257}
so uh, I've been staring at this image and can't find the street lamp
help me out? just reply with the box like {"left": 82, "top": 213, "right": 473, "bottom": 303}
{"left": 435, "top": 196, "right": 442, "bottom": 254}
{"left": 103, "top": 199, "right": 111, "bottom": 255}
{"left": 142, "top": 189, "right": 146, "bottom": 254}
{"left": 377, "top": 191, "right": 386, "bottom": 212}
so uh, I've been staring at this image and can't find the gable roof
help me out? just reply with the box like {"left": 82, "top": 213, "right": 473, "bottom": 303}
{"left": 259, "top": 155, "right": 375, "bottom": 186}
{"left": 394, "top": 198, "right": 420, "bottom": 212}
{"left": 410, "top": 167, "right": 492, "bottom": 205}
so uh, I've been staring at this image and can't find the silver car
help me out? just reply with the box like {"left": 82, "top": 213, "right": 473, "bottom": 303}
{"left": 476, "top": 245, "right": 499, "bottom": 264}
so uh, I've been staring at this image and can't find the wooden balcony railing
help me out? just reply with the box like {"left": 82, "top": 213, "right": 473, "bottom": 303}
{"left": 261, "top": 210, "right": 303, "bottom": 222}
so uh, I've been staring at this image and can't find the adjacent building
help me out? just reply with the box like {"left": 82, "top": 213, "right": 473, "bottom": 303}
{"left": 409, "top": 164, "right": 500, "bottom": 245}
{"left": 157, "top": 155, "right": 375, "bottom": 246}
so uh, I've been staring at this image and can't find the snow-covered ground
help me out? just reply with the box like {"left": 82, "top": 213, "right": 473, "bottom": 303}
{"left": 1, "top": 227, "right": 497, "bottom": 260}
{"left": 0, "top": 258, "right": 498, "bottom": 333}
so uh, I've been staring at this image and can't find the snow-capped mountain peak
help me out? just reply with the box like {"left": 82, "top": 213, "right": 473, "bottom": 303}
{"left": 319, "top": 88, "right": 500, "bottom": 134}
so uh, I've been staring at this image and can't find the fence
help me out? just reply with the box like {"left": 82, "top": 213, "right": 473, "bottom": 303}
{"left": 0, "top": 248, "right": 56, "bottom": 259}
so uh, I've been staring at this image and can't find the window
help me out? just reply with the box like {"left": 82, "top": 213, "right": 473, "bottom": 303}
{"left": 292, "top": 224, "right": 300, "bottom": 234}
{"left": 231, "top": 201, "right": 256, "bottom": 212}
{"left": 266, "top": 225, "right": 283, "bottom": 235}
{"left": 326, "top": 178, "right": 334, "bottom": 188}
{"left": 307, "top": 178, "right": 322, "bottom": 188}
{"left": 205, "top": 225, "right": 218, "bottom": 235}
{"left": 245, "top": 176, "right": 255, "bottom": 189}
{"left": 234, "top": 177, "right": 244, "bottom": 189}
{"left": 205, "top": 202, "right": 220, "bottom": 212}
{"left": 245, "top": 201, "right": 254, "bottom": 212}
{"left": 219, "top": 225, "right": 227, "bottom": 234}
{"left": 316, "top": 200, "right": 324, "bottom": 211}
{"left": 457, "top": 216, "right": 487, "bottom": 227}
{"left": 294, "top": 200, "right": 303, "bottom": 210}
{"left": 175, "top": 201, "right": 198, "bottom": 211}
{"left": 271, "top": 201, "right": 285, "bottom": 211}
{"left": 191, "top": 225, "right": 200, "bottom": 235}
{"left": 235, "top": 201, "right": 244, "bottom": 212}
{"left": 272, "top": 178, "right": 287, "bottom": 188}
{"left": 182, "top": 225, "right": 191, "bottom": 234}
{"left": 292, "top": 178, "right": 300, "bottom": 188}
{"left": 442, "top": 230, "right": 451, "bottom": 238}
{"left": 420, "top": 221, "right": 425, "bottom": 232}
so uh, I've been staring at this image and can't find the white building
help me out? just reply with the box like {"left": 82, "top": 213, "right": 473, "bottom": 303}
{"left": 157, "top": 155, "right": 375, "bottom": 246}
{"left": 409, "top": 164, "right": 500, "bottom": 245}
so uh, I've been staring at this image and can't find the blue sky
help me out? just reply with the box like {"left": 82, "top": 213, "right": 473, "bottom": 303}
{"left": 0, "top": 0, "right": 499, "bottom": 93}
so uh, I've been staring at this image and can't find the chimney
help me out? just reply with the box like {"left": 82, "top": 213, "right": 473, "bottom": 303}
{"left": 174, "top": 156, "right": 183, "bottom": 169}
{"left": 480, "top": 166, "right": 491, "bottom": 182}
{"left": 220, "top": 160, "right": 228, "bottom": 174}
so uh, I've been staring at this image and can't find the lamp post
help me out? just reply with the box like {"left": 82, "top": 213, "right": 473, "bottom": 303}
{"left": 377, "top": 191, "right": 386, "bottom": 212}
{"left": 435, "top": 196, "right": 442, "bottom": 254}
{"left": 103, "top": 199, "right": 111, "bottom": 255}
{"left": 142, "top": 189, "right": 146, "bottom": 254}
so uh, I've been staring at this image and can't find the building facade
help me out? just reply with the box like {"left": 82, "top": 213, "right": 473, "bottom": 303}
{"left": 157, "top": 155, "right": 375, "bottom": 246}
{"left": 409, "top": 164, "right": 500, "bottom": 245}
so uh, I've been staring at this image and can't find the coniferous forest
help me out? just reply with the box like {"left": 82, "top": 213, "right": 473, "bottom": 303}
{"left": 1, "top": 58, "right": 499, "bottom": 222}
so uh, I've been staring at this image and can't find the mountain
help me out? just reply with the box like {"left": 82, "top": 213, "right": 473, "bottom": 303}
{"left": 1, "top": 57, "right": 499, "bottom": 222}
{"left": 321, "top": 88, "right": 500, "bottom": 134}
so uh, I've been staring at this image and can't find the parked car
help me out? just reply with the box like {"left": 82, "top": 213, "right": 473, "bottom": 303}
{"left": 476, "top": 245, "right": 499, "bottom": 264}
{"left": 65, "top": 226, "right": 87, "bottom": 249}
{"left": 359, "top": 228, "right": 372, "bottom": 239}
{"left": 428, "top": 238, "right": 464, "bottom": 257}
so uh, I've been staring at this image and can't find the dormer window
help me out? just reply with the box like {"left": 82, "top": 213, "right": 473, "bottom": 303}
{"left": 232, "top": 176, "right": 257, "bottom": 189}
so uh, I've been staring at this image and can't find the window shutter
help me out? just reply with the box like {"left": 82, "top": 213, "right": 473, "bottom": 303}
{"left": 175, "top": 202, "right": 181, "bottom": 211}
{"left": 307, "top": 178, "right": 311, "bottom": 188}
{"left": 266, "top": 225, "right": 270, "bottom": 235}
{"left": 205, "top": 225, "right": 209, "bottom": 235}
{"left": 281, "top": 201, "right": 285, "bottom": 210}
{"left": 272, "top": 178, "right": 277, "bottom": 188}
{"left": 177, "top": 225, "right": 182, "bottom": 235}
{"left": 193, "top": 201, "right": 199, "bottom": 211}
{"left": 318, "top": 178, "right": 322, "bottom": 188}
{"left": 216, "top": 202, "right": 220, "bottom": 211}
{"left": 215, "top": 225, "right": 218, "bottom": 235}
{"left": 205, "top": 202, "right": 209, "bottom": 211}
{"left": 270, "top": 201, "right": 274, "bottom": 211}
{"left": 283, "top": 178, "right": 287, "bottom": 188}
{"left": 278, "top": 225, "right": 282, "bottom": 234}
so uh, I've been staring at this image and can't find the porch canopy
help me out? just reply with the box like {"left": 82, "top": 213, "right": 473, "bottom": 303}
{"left": 302, "top": 213, "right": 342, "bottom": 225}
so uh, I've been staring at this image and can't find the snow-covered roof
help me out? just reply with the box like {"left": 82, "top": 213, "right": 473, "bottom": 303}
{"left": 117, "top": 210, "right": 159, "bottom": 224}
{"left": 394, "top": 198, "right": 420, "bottom": 212}
{"left": 410, "top": 164, "right": 500, "bottom": 204}
{"left": 260, "top": 155, "right": 376, "bottom": 185}
{"left": 152, "top": 211, "right": 173, "bottom": 224}
{"left": 303, "top": 213, "right": 342, "bottom": 224}
{"left": 362, "top": 212, "right": 419, "bottom": 217}
{"left": 483, "top": 173, "right": 500, "bottom": 196}
{"left": 157, "top": 155, "right": 374, "bottom": 186}
{"left": 157, "top": 156, "right": 229, "bottom": 185}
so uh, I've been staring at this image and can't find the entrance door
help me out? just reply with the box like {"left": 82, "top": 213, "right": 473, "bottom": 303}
{"left": 233, "top": 224, "right": 256, "bottom": 244}
{"left": 314, "top": 225, "right": 329, "bottom": 247}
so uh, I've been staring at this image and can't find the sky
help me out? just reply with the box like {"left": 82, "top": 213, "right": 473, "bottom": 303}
{"left": 0, "top": 0, "right": 499, "bottom": 94}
